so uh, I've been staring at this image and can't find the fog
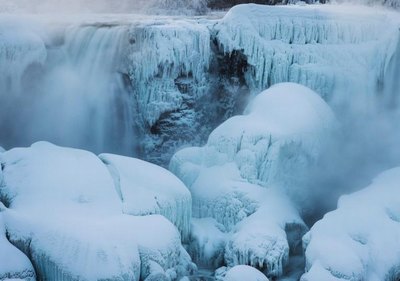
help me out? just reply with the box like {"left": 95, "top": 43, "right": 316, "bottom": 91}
{"left": 0, "top": 0, "right": 208, "bottom": 14}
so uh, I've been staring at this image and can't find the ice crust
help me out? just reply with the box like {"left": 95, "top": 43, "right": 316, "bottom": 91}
{"left": 0, "top": 142, "right": 193, "bottom": 280}
{"left": 301, "top": 167, "right": 400, "bottom": 281}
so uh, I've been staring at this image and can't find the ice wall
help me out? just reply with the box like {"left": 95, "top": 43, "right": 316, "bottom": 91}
{"left": 215, "top": 4, "right": 400, "bottom": 110}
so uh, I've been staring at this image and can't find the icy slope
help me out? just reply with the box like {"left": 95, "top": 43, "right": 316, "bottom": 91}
{"left": 302, "top": 167, "right": 400, "bottom": 281}
{"left": 215, "top": 4, "right": 400, "bottom": 108}
{"left": 99, "top": 153, "right": 192, "bottom": 241}
{"left": 171, "top": 83, "right": 334, "bottom": 277}
{"left": 0, "top": 142, "right": 193, "bottom": 280}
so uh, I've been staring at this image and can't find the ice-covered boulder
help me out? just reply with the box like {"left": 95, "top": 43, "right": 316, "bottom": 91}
{"left": 223, "top": 265, "right": 269, "bottom": 281}
{"left": 0, "top": 142, "right": 193, "bottom": 281}
{"left": 215, "top": 4, "right": 400, "bottom": 108}
{"left": 171, "top": 83, "right": 336, "bottom": 207}
{"left": 0, "top": 146, "right": 5, "bottom": 153}
{"left": 171, "top": 83, "right": 324, "bottom": 276}
{"left": 302, "top": 167, "right": 400, "bottom": 281}
{"left": 99, "top": 153, "right": 192, "bottom": 241}
{"left": 0, "top": 210, "right": 35, "bottom": 281}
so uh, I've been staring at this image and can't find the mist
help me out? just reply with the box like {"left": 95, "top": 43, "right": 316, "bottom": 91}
{"left": 0, "top": 0, "right": 209, "bottom": 14}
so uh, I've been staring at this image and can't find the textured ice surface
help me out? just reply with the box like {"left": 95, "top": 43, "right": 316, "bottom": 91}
{"left": 171, "top": 83, "right": 329, "bottom": 277}
{"left": 215, "top": 4, "right": 400, "bottom": 110}
{"left": 223, "top": 265, "right": 269, "bottom": 281}
{"left": 0, "top": 212, "right": 35, "bottom": 281}
{"left": 302, "top": 167, "right": 400, "bottom": 281}
{"left": 99, "top": 153, "right": 192, "bottom": 241}
{"left": 0, "top": 142, "right": 192, "bottom": 280}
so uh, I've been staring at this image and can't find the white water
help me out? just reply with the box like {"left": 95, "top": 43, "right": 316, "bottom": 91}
{"left": 0, "top": 23, "right": 135, "bottom": 155}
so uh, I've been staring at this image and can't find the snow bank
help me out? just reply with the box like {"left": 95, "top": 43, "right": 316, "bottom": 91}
{"left": 0, "top": 142, "right": 193, "bottom": 280}
{"left": 0, "top": 211, "right": 35, "bottom": 281}
{"left": 0, "top": 147, "right": 5, "bottom": 153}
{"left": 99, "top": 153, "right": 192, "bottom": 241}
{"left": 215, "top": 4, "right": 400, "bottom": 108}
{"left": 302, "top": 167, "right": 400, "bottom": 281}
{"left": 223, "top": 265, "right": 269, "bottom": 281}
{"left": 171, "top": 83, "right": 325, "bottom": 276}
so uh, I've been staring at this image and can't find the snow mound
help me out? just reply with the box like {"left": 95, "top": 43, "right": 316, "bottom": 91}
{"left": 0, "top": 142, "right": 193, "bottom": 280}
{"left": 0, "top": 147, "right": 5, "bottom": 153}
{"left": 224, "top": 265, "right": 269, "bottom": 281}
{"left": 0, "top": 211, "right": 35, "bottom": 281}
{"left": 171, "top": 83, "right": 323, "bottom": 277}
{"left": 215, "top": 4, "right": 400, "bottom": 108}
{"left": 172, "top": 83, "right": 336, "bottom": 206}
{"left": 99, "top": 153, "right": 192, "bottom": 241}
{"left": 302, "top": 167, "right": 400, "bottom": 281}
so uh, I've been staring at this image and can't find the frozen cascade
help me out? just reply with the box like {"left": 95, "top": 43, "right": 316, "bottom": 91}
{"left": 215, "top": 4, "right": 400, "bottom": 110}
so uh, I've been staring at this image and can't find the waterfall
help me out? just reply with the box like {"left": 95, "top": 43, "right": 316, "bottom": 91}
{"left": 0, "top": 24, "right": 135, "bottom": 155}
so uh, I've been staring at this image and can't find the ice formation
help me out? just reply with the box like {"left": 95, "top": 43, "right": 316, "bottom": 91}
{"left": 0, "top": 211, "right": 35, "bottom": 281}
{"left": 0, "top": 142, "right": 193, "bottom": 280}
{"left": 171, "top": 83, "right": 334, "bottom": 277}
{"left": 222, "top": 265, "right": 269, "bottom": 281}
{"left": 302, "top": 167, "right": 400, "bottom": 281}
{"left": 99, "top": 153, "right": 192, "bottom": 241}
{"left": 215, "top": 4, "right": 400, "bottom": 109}
{"left": 171, "top": 83, "right": 336, "bottom": 208}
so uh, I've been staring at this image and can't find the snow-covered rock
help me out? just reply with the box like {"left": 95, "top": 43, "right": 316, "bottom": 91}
{"left": 0, "top": 147, "right": 5, "bottom": 153}
{"left": 223, "top": 265, "right": 269, "bottom": 281}
{"left": 215, "top": 4, "right": 400, "bottom": 109}
{"left": 171, "top": 83, "right": 326, "bottom": 277}
{"left": 302, "top": 167, "right": 400, "bottom": 281}
{"left": 0, "top": 142, "right": 193, "bottom": 281}
{"left": 99, "top": 153, "right": 192, "bottom": 241}
{"left": 0, "top": 211, "right": 35, "bottom": 281}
